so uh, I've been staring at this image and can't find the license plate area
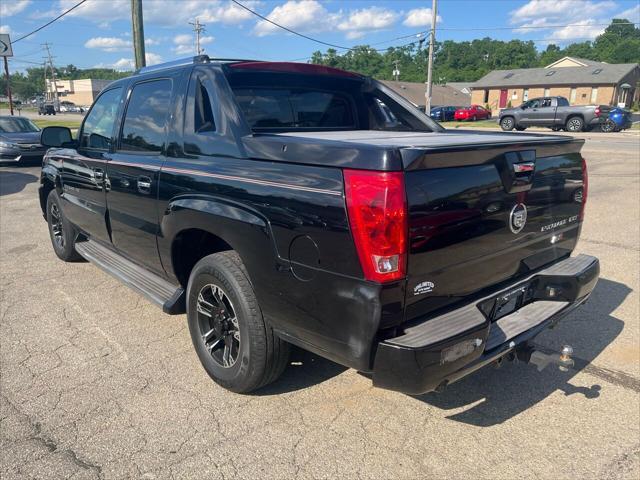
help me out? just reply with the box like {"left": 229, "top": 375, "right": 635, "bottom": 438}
{"left": 484, "top": 283, "right": 535, "bottom": 321}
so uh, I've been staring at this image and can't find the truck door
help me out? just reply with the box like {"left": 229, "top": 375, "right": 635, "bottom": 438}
{"left": 520, "top": 99, "right": 542, "bottom": 126}
{"left": 105, "top": 77, "right": 175, "bottom": 275}
{"left": 536, "top": 97, "right": 557, "bottom": 126}
{"left": 58, "top": 86, "right": 123, "bottom": 244}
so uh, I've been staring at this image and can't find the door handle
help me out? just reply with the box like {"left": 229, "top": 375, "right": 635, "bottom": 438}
{"left": 137, "top": 176, "right": 152, "bottom": 194}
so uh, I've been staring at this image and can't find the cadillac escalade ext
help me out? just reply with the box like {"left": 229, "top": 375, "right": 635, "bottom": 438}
{"left": 38, "top": 56, "right": 599, "bottom": 394}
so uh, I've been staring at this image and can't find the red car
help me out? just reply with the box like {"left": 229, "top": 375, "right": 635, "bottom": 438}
{"left": 454, "top": 105, "right": 492, "bottom": 121}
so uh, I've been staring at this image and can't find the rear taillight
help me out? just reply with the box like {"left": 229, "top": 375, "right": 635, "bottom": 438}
{"left": 344, "top": 170, "right": 407, "bottom": 283}
{"left": 594, "top": 107, "right": 601, "bottom": 117}
{"left": 580, "top": 156, "right": 588, "bottom": 219}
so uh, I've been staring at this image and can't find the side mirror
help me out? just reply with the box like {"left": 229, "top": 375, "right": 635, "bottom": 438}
{"left": 41, "top": 126, "right": 74, "bottom": 148}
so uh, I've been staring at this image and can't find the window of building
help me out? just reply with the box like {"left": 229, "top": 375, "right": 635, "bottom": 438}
{"left": 570, "top": 87, "right": 577, "bottom": 103}
{"left": 592, "top": 69, "right": 602, "bottom": 75}
{"left": 483, "top": 89, "right": 489, "bottom": 103}
{"left": 523, "top": 88, "right": 529, "bottom": 101}
{"left": 590, "top": 87, "right": 598, "bottom": 103}
{"left": 504, "top": 73, "right": 514, "bottom": 79}
{"left": 119, "top": 79, "right": 172, "bottom": 153}
{"left": 79, "top": 87, "right": 123, "bottom": 150}
{"left": 544, "top": 88, "right": 550, "bottom": 97}
{"left": 546, "top": 71, "right": 556, "bottom": 76}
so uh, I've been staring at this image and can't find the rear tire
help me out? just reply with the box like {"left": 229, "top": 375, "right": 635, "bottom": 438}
{"left": 187, "top": 251, "right": 290, "bottom": 393}
{"left": 565, "top": 116, "right": 584, "bottom": 132}
{"left": 46, "top": 190, "right": 82, "bottom": 262}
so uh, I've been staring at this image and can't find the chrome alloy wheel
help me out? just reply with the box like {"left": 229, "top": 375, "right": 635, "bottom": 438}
{"left": 567, "top": 118, "right": 582, "bottom": 132}
{"left": 50, "top": 203, "right": 64, "bottom": 249}
{"left": 197, "top": 284, "right": 240, "bottom": 368}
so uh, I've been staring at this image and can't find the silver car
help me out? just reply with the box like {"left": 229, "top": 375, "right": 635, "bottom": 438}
{"left": 0, "top": 116, "right": 47, "bottom": 163}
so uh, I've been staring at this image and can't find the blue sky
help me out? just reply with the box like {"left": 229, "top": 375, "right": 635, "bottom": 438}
{"left": 2, "top": 0, "right": 639, "bottom": 72}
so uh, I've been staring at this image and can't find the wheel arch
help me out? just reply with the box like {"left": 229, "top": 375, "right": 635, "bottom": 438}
{"left": 160, "top": 195, "right": 277, "bottom": 289}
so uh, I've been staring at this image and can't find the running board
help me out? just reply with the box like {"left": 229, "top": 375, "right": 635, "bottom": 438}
{"left": 75, "top": 240, "right": 185, "bottom": 314}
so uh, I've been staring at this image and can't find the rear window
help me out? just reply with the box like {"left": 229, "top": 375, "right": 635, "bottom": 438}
{"left": 232, "top": 88, "right": 355, "bottom": 130}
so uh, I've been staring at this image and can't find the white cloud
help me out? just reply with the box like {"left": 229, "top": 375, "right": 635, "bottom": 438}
{"left": 85, "top": 37, "right": 132, "bottom": 52}
{"left": 337, "top": 7, "right": 399, "bottom": 39}
{"left": 403, "top": 8, "right": 442, "bottom": 28}
{"left": 1, "top": 0, "right": 31, "bottom": 18}
{"left": 172, "top": 33, "right": 214, "bottom": 55}
{"left": 97, "top": 52, "right": 163, "bottom": 71}
{"left": 615, "top": 4, "right": 640, "bottom": 22}
{"left": 509, "top": 0, "right": 619, "bottom": 41}
{"left": 254, "top": 0, "right": 339, "bottom": 37}
{"left": 254, "top": 1, "right": 399, "bottom": 39}
{"left": 550, "top": 20, "right": 607, "bottom": 40}
{"left": 510, "top": 0, "right": 615, "bottom": 23}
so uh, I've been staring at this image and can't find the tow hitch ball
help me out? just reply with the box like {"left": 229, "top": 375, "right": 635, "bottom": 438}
{"left": 520, "top": 344, "right": 575, "bottom": 372}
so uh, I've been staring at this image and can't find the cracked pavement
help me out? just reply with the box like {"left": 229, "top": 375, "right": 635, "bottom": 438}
{"left": 1, "top": 132, "right": 639, "bottom": 479}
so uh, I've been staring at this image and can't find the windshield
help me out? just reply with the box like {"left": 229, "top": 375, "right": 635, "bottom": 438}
{"left": 0, "top": 117, "right": 40, "bottom": 133}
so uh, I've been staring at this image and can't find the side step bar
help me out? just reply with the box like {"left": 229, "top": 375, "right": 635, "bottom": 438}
{"left": 75, "top": 240, "right": 185, "bottom": 314}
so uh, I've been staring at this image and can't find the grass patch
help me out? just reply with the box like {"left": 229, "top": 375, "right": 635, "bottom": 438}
{"left": 440, "top": 120, "right": 499, "bottom": 129}
{"left": 33, "top": 119, "right": 82, "bottom": 129}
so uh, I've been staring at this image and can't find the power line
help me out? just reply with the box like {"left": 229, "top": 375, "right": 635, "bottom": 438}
{"left": 229, "top": 0, "right": 351, "bottom": 50}
{"left": 11, "top": 0, "right": 89, "bottom": 44}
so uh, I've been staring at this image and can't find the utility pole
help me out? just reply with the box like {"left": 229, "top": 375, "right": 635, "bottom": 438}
{"left": 131, "top": 0, "right": 146, "bottom": 69}
{"left": 392, "top": 60, "right": 400, "bottom": 81}
{"left": 425, "top": 0, "right": 438, "bottom": 114}
{"left": 189, "top": 18, "right": 206, "bottom": 55}
{"left": 42, "top": 43, "right": 59, "bottom": 108}
{"left": 3, "top": 57, "right": 13, "bottom": 115}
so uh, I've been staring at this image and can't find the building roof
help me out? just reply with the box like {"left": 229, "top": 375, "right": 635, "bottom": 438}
{"left": 472, "top": 59, "right": 638, "bottom": 88}
{"left": 446, "top": 82, "right": 473, "bottom": 93}
{"left": 381, "top": 80, "right": 471, "bottom": 107}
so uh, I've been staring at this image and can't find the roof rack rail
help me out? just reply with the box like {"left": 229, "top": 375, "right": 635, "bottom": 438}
{"left": 135, "top": 56, "right": 262, "bottom": 74}
{"left": 136, "top": 55, "right": 211, "bottom": 74}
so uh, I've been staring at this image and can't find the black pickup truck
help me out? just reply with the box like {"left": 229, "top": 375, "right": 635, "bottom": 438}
{"left": 39, "top": 56, "right": 599, "bottom": 394}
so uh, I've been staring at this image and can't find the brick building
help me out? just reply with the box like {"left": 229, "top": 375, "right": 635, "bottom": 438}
{"left": 471, "top": 57, "right": 639, "bottom": 111}
{"left": 45, "top": 78, "right": 113, "bottom": 106}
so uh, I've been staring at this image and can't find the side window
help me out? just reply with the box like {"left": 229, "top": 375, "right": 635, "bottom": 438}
{"left": 119, "top": 79, "right": 172, "bottom": 153}
{"left": 79, "top": 87, "right": 122, "bottom": 150}
{"left": 184, "top": 75, "right": 217, "bottom": 155}
{"left": 529, "top": 99, "right": 540, "bottom": 108}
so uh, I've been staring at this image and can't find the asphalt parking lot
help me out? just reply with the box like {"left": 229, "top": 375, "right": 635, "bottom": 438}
{"left": 1, "top": 131, "right": 639, "bottom": 479}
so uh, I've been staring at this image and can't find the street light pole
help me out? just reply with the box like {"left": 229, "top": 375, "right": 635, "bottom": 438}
{"left": 425, "top": 0, "right": 437, "bottom": 114}
{"left": 131, "top": 0, "right": 146, "bottom": 69}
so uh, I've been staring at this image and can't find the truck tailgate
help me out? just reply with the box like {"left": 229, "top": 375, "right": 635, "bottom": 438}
{"left": 402, "top": 138, "right": 586, "bottom": 321}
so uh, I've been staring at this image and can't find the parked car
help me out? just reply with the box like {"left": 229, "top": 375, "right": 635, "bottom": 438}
{"left": 0, "top": 116, "right": 47, "bottom": 163}
{"left": 430, "top": 106, "right": 458, "bottom": 122}
{"left": 601, "top": 107, "right": 633, "bottom": 132}
{"left": 38, "top": 103, "right": 56, "bottom": 115}
{"left": 39, "top": 56, "right": 598, "bottom": 395}
{"left": 499, "top": 96, "right": 610, "bottom": 132}
{"left": 454, "top": 104, "right": 492, "bottom": 121}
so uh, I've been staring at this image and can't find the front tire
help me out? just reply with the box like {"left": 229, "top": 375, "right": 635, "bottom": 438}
{"left": 46, "top": 190, "right": 82, "bottom": 262}
{"left": 500, "top": 117, "right": 515, "bottom": 131}
{"left": 187, "top": 251, "right": 290, "bottom": 393}
{"left": 566, "top": 116, "right": 584, "bottom": 132}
